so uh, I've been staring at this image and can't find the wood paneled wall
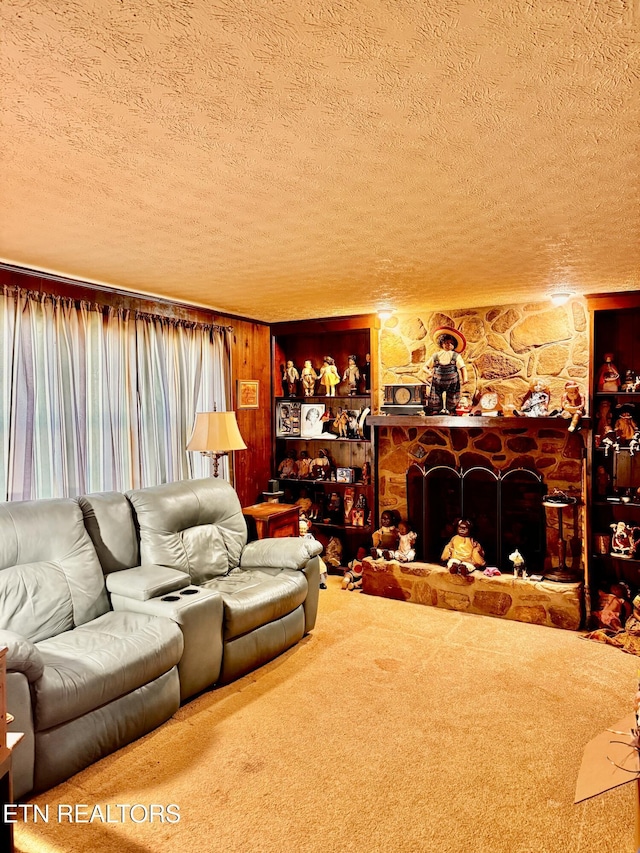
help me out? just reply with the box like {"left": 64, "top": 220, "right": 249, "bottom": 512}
{"left": 0, "top": 264, "right": 272, "bottom": 508}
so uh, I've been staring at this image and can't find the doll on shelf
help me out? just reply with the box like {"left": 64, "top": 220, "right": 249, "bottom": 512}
{"left": 301, "top": 360, "right": 318, "bottom": 397}
{"left": 296, "top": 450, "right": 313, "bottom": 479}
{"left": 622, "top": 369, "right": 637, "bottom": 393}
{"left": 283, "top": 360, "right": 299, "bottom": 397}
{"left": 425, "top": 327, "right": 468, "bottom": 415}
{"left": 393, "top": 521, "right": 417, "bottom": 563}
{"left": 361, "top": 353, "right": 371, "bottom": 393}
{"left": 295, "top": 486, "right": 313, "bottom": 515}
{"left": 610, "top": 521, "right": 637, "bottom": 558}
{"left": 343, "top": 355, "right": 360, "bottom": 396}
{"left": 441, "top": 518, "right": 486, "bottom": 576}
{"left": 514, "top": 379, "right": 553, "bottom": 418}
{"left": 614, "top": 406, "right": 639, "bottom": 441}
{"left": 559, "top": 381, "right": 585, "bottom": 432}
{"left": 277, "top": 450, "right": 297, "bottom": 479}
{"left": 318, "top": 356, "right": 341, "bottom": 397}
{"left": 597, "top": 353, "right": 621, "bottom": 392}
{"left": 595, "top": 398, "right": 613, "bottom": 444}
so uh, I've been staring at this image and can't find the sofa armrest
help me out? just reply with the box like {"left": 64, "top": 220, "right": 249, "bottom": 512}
{"left": 0, "top": 630, "right": 44, "bottom": 682}
{"left": 105, "top": 564, "right": 191, "bottom": 600}
{"left": 239, "top": 536, "right": 323, "bottom": 570}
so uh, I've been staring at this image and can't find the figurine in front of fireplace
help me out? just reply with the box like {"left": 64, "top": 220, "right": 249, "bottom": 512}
{"left": 370, "top": 510, "right": 400, "bottom": 559}
{"left": 393, "top": 521, "right": 417, "bottom": 563}
{"left": 509, "top": 549, "right": 527, "bottom": 578}
{"left": 425, "top": 327, "right": 468, "bottom": 415}
{"left": 441, "top": 518, "right": 486, "bottom": 576}
{"left": 559, "top": 381, "right": 585, "bottom": 432}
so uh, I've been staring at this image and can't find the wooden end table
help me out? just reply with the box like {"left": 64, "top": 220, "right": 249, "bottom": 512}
{"left": 242, "top": 503, "right": 300, "bottom": 540}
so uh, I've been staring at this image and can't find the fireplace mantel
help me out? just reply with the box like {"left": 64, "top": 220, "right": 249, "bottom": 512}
{"left": 368, "top": 414, "right": 592, "bottom": 430}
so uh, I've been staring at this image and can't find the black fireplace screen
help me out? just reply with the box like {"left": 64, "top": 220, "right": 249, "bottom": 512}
{"left": 407, "top": 464, "right": 545, "bottom": 572}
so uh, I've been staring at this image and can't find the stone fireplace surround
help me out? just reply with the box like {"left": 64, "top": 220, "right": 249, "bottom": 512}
{"left": 365, "top": 415, "right": 588, "bottom": 629}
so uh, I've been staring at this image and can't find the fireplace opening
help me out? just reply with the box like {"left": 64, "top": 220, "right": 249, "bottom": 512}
{"left": 407, "top": 463, "right": 546, "bottom": 572}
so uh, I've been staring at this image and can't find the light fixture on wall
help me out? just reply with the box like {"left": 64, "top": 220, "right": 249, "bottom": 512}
{"left": 186, "top": 409, "right": 247, "bottom": 477}
{"left": 550, "top": 291, "right": 574, "bottom": 306}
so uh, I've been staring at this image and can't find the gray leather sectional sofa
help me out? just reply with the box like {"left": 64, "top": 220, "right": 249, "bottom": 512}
{"left": 0, "top": 478, "right": 322, "bottom": 799}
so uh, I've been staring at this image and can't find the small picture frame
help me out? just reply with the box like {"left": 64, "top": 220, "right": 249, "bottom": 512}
{"left": 276, "top": 401, "right": 301, "bottom": 437}
{"left": 237, "top": 380, "right": 259, "bottom": 409}
{"left": 301, "top": 403, "right": 325, "bottom": 437}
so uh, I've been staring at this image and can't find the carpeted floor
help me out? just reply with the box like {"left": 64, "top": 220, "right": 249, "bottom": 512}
{"left": 14, "top": 576, "right": 640, "bottom": 853}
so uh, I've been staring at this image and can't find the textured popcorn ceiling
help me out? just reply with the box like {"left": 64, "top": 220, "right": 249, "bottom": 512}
{"left": 1, "top": 1, "right": 639, "bottom": 322}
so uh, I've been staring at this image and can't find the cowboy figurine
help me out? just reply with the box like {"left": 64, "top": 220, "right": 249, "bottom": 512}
{"left": 425, "top": 327, "right": 468, "bottom": 415}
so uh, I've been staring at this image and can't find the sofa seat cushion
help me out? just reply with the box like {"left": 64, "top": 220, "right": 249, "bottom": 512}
{"left": 202, "top": 568, "right": 307, "bottom": 640}
{"left": 33, "top": 611, "right": 184, "bottom": 732}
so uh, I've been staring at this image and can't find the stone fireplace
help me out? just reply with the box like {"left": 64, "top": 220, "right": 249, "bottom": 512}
{"left": 372, "top": 420, "right": 587, "bottom": 577}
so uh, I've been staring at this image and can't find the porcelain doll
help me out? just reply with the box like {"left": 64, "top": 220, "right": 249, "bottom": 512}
{"left": 622, "top": 369, "right": 637, "bottom": 393}
{"left": 441, "top": 518, "right": 486, "bottom": 576}
{"left": 282, "top": 360, "right": 299, "bottom": 397}
{"left": 425, "top": 327, "right": 468, "bottom": 415}
{"left": 393, "top": 522, "right": 417, "bottom": 562}
{"left": 343, "top": 355, "right": 360, "bottom": 396}
{"left": 277, "top": 450, "right": 297, "bottom": 479}
{"left": 361, "top": 352, "right": 371, "bottom": 393}
{"left": 595, "top": 398, "right": 613, "bottom": 442}
{"left": 301, "top": 359, "right": 318, "bottom": 396}
{"left": 318, "top": 356, "right": 341, "bottom": 397}
{"left": 515, "top": 379, "right": 552, "bottom": 417}
{"left": 559, "top": 381, "right": 585, "bottom": 432}
{"left": 597, "top": 353, "right": 621, "bottom": 392}
{"left": 370, "top": 510, "right": 400, "bottom": 559}
{"left": 614, "top": 408, "right": 639, "bottom": 441}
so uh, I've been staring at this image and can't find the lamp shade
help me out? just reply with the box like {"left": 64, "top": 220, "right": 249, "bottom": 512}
{"left": 187, "top": 411, "right": 247, "bottom": 453}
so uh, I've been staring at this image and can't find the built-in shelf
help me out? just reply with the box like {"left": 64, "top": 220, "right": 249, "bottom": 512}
{"left": 368, "top": 414, "right": 592, "bottom": 430}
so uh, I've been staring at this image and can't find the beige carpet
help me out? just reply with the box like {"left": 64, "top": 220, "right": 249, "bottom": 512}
{"left": 15, "top": 576, "right": 640, "bottom": 853}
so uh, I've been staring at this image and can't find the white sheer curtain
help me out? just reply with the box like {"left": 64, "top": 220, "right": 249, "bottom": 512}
{"left": 0, "top": 286, "right": 230, "bottom": 501}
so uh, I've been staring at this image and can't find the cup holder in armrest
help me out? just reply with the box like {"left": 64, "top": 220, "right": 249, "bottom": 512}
{"left": 179, "top": 588, "right": 199, "bottom": 595}
{"left": 161, "top": 595, "right": 181, "bottom": 602}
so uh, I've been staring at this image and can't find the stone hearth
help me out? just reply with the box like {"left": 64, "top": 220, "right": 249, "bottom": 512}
{"left": 361, "top": 559, "right": 583, "bottom": 630}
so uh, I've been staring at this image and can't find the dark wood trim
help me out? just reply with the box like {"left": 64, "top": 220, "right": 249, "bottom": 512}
{"left": 368, "top": 414, "right": 592, "bottom": 430}
{"left": 270, "top": 314, "right": 380, "bottom": 336}
{"left": 585, "top": 291, "right": 640, "bottom": 312}
{"left": 0, "top": 263, "right": 268, "bottom": 327}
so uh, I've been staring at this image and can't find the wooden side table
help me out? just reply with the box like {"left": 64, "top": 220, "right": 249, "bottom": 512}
{"left": 242, "top": 503, "right": 300, "bottom": 540}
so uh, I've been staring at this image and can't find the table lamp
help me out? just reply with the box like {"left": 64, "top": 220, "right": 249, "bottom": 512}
{"left": 186, "top": 410, "right": 247, "bottom": 477}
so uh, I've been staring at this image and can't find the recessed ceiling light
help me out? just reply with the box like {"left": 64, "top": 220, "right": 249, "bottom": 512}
{"left": 377, "top": 309, "right": 393, "bottom": 320}
{"left": 550, "top": 292, "right": 573, "bottom": 306}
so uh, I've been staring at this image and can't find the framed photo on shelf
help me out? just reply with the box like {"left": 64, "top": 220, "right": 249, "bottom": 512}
{"left": 301, "top": 403, "right": 325, "bottom": 438}
{"left": 237, "top": 379, "right": 259, "bottom": 409}
{"left": 276, "top": 401, "right": 301, "bottom": 437}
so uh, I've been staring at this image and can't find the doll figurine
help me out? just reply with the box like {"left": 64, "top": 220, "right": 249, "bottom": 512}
{"left": 296, "top": 450, "right": 313, "bottom": 479}
{"left": 283, "top": 360, "right": 299, "bottom": 397}
{"left": 343, "top": 355, "right": 360, "bottom": 396}
{"left": 622, "top": 369, "right": 637, "bottom": 393}
{"left": 393, "top": 522, "right": 417, "bottom": 562}
{"left": 441, "top": 518, "right": 486, "bottom": 576}
{"left": 597, "top": 353, "right": 621, "bottom": 392}
{"left": 509, "top": 549, "right": 526, "bottom": 578}
{"left": 361, "top": 353, "right": 371, "bottom": 393}
{"left": 614, "top": 407, "right": 639, "bottom": 441}
{"left": 610, "top": 521, "right": 636, "bottom": 558}
{"left": 277, "top": 450, "right": 297, "bottom": 479}
{"left": 301, "top": 360, "right": 318, "bottom": 396}
{"left": 370, "top": 510, "right": 400, "bottom": 559}
{"left": 425, "top": 327, "right": 468, "bottom": 415}
{"left": 318, "top": 356, "right": 341, "bottom": 397}
{"left": 515, "top": 379, "right": 552, "bottom": 417}
{"left": 595, "top": 398, "right": 613, "bottom": 443}
{"left": 341, "top": 561, "right": 364, "bottom": 591}
{"left": 560, "top": 381, "right": 585, "bottom": 432}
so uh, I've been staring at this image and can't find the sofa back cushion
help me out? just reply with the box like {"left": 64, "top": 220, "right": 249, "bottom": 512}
{"left": 77, "top": 491, "right": 140, "bottom": 574}
{"left": 126, "top": 478, "right": 247, "bottom": 584}
{"left": 0, "top": 499, "right": 110, "bottom": 642}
